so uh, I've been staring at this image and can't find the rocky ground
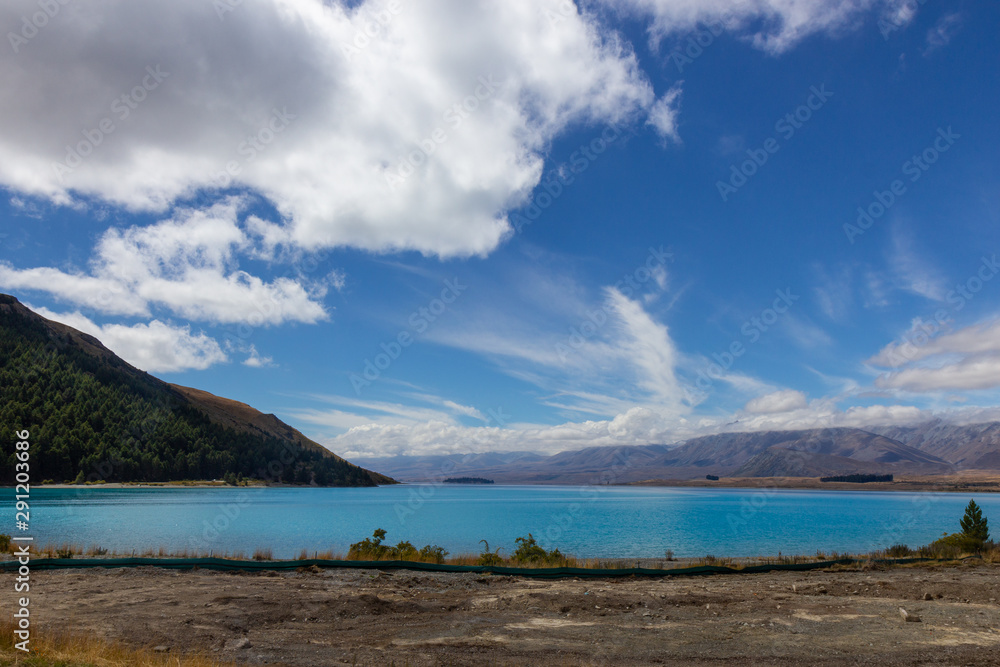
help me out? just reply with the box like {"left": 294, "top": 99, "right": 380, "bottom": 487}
{"left": 3, "top": 563, "right": 1000, "bottom": 666}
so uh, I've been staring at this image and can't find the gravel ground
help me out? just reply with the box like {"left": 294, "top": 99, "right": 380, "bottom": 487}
{"left": 3, "top": 563, "right": 1000, "bottom": 666}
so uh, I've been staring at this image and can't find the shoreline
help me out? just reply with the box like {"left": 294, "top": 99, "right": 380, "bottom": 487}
{"left": 17, "top": 471, "right": 1000, "bottom": 492}
{"left": 625, "top": 472, "right": 1000, "bottom": 493}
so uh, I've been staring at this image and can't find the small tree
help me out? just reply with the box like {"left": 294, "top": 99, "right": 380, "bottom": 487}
{"left": 960, "top": 499, "right": 989, "bottom": 547}
{"left": 73, "top": 470, "right": 86, "bottom": 485}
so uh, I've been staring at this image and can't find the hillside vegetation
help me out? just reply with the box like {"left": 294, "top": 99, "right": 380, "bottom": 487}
{"left": 0, "top": 295, "right": 392, "bottom": 486}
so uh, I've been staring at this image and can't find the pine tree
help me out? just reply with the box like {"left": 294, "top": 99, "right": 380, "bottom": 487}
{"left": 960, "top": 499, "right": 990, "bottom": 546}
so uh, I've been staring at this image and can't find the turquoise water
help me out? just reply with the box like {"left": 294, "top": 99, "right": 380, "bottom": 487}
{"left": 4, "top": 485, "right": 999, "bottom": 559}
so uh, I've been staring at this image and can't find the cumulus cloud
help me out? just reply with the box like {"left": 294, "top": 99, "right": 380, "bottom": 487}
{"left": 0, "top": 0, "right": 661, "bottom": 258}
{"left": 0, "top": 199, "right": 328, "bottom": 325}
{"left": 32, "top": 307, "right": 227, "bottom": 373}
{"left": 327, "top": 405, "right": 692, "bottom": 458}
{"left": 744, "top": 389, "right": 808, "bottom": 414}
{"left": 1, "top": 0, "right": 905, "bottom": 260}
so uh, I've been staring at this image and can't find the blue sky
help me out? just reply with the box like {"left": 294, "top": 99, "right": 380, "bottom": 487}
{"left": 2, "top": 0, "right": 999, "bottom": 457}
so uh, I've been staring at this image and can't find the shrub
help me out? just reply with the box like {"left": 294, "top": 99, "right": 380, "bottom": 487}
{"left": 0, "top": 533, "right": 10, "bottom": 552}
{"left": 511, "top": 534, "right": 566, "bottom": 566}
{"left": 347, "top": 529, "right": 447, "bottom": 563}
{"left": 477, "top": 540, "right": 504, "bottom": 566}
{"left": 389, "top": 541, "right": 418, "bottom": 560}
{"left": 73, "top": 470, "right": 85, "bottom": 485}
{"left": 919, "top": 532, "right": 975, "bottom": 558}
{"left": 885, "top": 543, "right": 912, "bottom": 558}
{"left": 348, "top": 528, "right": 390, "bottom": 560}
{"left": 419, "top": 545, "right": 448, "bottom": 564}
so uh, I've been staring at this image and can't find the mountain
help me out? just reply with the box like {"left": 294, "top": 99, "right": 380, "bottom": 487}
{"left": 351, "top": 427, "right": 957, "bottom": 484}
{"left": 694, "top": 428, "right": 953, "bottom": 478}
{"left": 350, "top": 451, "right": 550, "bottom": 484}
{"left": 0, "top": 294, "right": 393, "bottom": 486}
{"left": 867, "top": 420, "right": 1000, "bottom": 470}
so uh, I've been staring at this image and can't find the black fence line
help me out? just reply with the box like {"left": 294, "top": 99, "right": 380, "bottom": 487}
{"left": 0, "top": 556, "right": 941, "bottom": 578}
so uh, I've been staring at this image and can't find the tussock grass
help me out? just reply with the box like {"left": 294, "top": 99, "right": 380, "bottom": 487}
{"left": 0, "top": 618, "right": 233, "bottom": 667}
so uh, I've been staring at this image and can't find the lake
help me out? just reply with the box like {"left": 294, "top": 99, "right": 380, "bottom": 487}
{"left": 5, "top": 485, "right": 999, "bottom": 559}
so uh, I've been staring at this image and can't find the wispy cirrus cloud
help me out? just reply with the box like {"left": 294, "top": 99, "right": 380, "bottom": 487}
{"left": 871, "top": 319, "right": 1000, "bottom": 392}
{"left": 606, "top": 0, "right": 917, "bottom": 54}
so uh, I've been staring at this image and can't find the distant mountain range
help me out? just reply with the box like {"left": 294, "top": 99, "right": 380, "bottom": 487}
{"left": 0, "top": 294, "right": 392, "bottom": 486}
{"left": 352, "top": 423, "right": 1000, "bottom": 484}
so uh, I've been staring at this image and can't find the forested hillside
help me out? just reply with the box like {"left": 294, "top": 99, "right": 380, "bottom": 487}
{"left": 0, "top": 295, "right": 392, "bottom": 486}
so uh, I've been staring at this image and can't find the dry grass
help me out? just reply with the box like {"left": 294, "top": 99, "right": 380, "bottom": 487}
{"left": 0, "top": 618, "right": 234, "bottom": 667}
{"left": 7, "top": 540, "right": 997, "bottom": 572}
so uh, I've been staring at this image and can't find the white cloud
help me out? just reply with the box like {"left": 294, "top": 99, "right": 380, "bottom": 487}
{"left": 782, "top": 315, "right": 834, "bottom": 349}
{"left": 324, "top": 392, "right": 976, "bottom": 458}
{"left": 888, "top": 228, "right": 948, "bottom": 301}
{"left": 328, "top": 405, "right": 691, "bottom": 458}
{"left": 924, "top": 12, "right": 963, "bottom": 55}
{"left": 876, "top": 355, "right": 1000, "bottom": 392}
{"left": 608, "top": 0, "right": 909, "bottom": 54}
{"left": 0, "top": 0, "right": 659, "bottom": 259}
{"left": 0, "top": 0, "right": 903, "bottom": 259}
{"left": 813, "top": 263, "right": 853, "bottom": 321}
{"left": 744, "top": 389, "right": 808, "bottom": 414}
{"left": 871, "top": 319, "right": 1000, "bottom": 392}
{"left": 646, "top": 85, "right": 683, "bottom": 142}
{"left": 32, "top": 307, "right": 227, "bottom": 373}
{"left": 0, "top": 199, "right": 329, "bottom": 325}
{"left": 422, "top": 258, "right": 690, "bottom": 420}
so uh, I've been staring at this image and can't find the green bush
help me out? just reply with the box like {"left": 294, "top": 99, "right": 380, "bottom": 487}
{"left": 918, "top": 532, "right": 976, "bottom": 558}
{"left": 348, "top": 528, "right": 390, "bottom": 560}
{"left": 347, "top": 529, "right": 447, "bottom": 563}
{"left": 0, "top": 533, "right": 11, "bottom": 552}
{"left": 477, "top": 540, "right": 504, "bottom": 566}
{"left": 885, "top": 543, "right": 912, "bottom": 558}
{"left": 418, "top": 545, "right": 448, "bottom": 564}
{"left": 512, "top": 533, "right": 566, "bottom": 566}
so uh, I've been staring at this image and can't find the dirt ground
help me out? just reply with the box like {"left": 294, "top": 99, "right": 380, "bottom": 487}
{"left": 3, "top": 563, "right": 1000, "bottom": 666}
